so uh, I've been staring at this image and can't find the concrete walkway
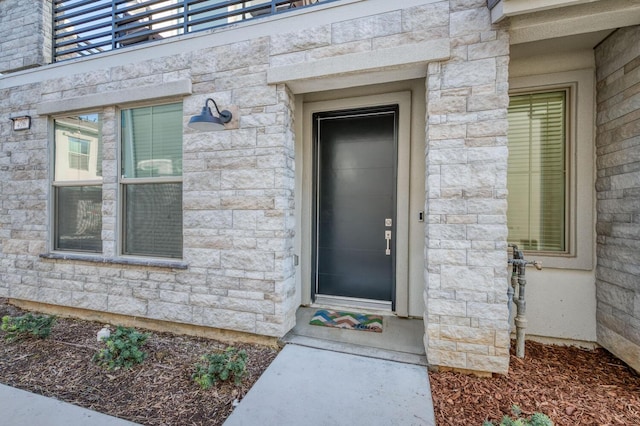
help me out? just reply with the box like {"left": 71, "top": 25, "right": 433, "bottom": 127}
{"left": 0, "top": 344, "right": 435, "bottom": 425}
{"left": 0, "top": 384, "right": 138, "bottom": 426}
{"left": 224, "top": 344, "right": 436, "bottom": 426}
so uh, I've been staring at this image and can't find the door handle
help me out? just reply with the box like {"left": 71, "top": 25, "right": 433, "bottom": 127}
{"left": 385, "top": 230, "right": 392, "bottom": 255}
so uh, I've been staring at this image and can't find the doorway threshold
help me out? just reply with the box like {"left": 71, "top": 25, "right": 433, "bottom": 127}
{"left": 281, "top": 307, "right": 427, "bottom": 366}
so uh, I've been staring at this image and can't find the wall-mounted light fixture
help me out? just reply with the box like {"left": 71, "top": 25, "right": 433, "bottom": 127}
{"left": 188, "top": 98, "right": 232, "bottom": 131}
{"left": 11, "top": 115, "right": 31, "bottom": 131}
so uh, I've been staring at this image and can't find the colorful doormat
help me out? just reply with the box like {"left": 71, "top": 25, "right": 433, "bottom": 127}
{"left": 309, "top": 309, "right": 383, "bottom": 333}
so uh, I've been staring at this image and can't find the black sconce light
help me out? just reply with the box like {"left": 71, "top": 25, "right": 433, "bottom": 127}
{"left": 188, "top": 98, "right": 232, "bottom": 131}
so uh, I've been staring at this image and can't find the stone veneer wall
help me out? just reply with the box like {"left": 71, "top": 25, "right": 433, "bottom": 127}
{"left": 0, "top": 1, "right": 451, "bottom": 339}
{"left": 1, "top": 0, "right": 512, "bottom": 373}
{"left": 594, "top": 25, "right": 640, "bottom": 373}
{"left": 424, "top": 0, "right": 511, "bottom": 374}
{"left": 0, "top": 0, "right": 52, "bottom": 73}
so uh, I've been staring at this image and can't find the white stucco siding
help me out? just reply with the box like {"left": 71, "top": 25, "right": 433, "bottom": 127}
{"left": 524, "top": 271, "right": 597, "bottom": 342}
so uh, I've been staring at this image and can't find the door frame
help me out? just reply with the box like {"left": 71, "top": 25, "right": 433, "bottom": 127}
{"left": 301, "top": 92, "right": 412, "bottom": 315}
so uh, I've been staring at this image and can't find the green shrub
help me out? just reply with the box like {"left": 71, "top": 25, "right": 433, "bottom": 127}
{"left": 192, "top": 347, "right": 248, "bottom": 389}
{"left": 1, "top": 314, "right": 56, "bottom": 341}
{"left": 92, "top": 326, "right": 149, "bottom": 370}
{"left": 483, "top": 405, "right": 553, "bottom": 426}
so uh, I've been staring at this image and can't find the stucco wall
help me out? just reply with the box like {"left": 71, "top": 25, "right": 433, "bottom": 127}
{"left": 594, "top": 25, "right": 640, "bottom": 373}
{"left": 509, "top": 51, "right": 598, "bottom": 345}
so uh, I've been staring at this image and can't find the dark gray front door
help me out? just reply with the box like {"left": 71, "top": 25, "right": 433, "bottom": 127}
{"left": 314, "top": 106, "right": 397, "bottom": 305}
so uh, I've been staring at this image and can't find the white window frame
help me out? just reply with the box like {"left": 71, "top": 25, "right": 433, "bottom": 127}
{"left": 117, "top": 101, "right": 184, "bottom": 260}
{"left": 509, "top": 70, "right": 594, "bottom": 270}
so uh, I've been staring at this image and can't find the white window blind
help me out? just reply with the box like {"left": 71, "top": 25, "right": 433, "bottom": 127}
{"left": 121, "top": 103, "right": 183, "bottom": 258}
{"left": 507, "top": 91, "right": 567, "bottom": 252}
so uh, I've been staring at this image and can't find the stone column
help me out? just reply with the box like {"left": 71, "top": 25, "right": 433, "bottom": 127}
{"left": 0, "top": 0, "right": 52, "bottom": 73}
{"left": 424, "top": 0, "right": 511, "bottom": 374}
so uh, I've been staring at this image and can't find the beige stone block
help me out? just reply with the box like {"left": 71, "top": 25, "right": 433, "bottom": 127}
{"left": 148, "top": 301, "right": 193, "bottom": 323}
{"left": 457, "top": 342, "right": 490, "bottom": 355}
{"left": 220, "top": 169, "right": 275, "bottom": 189}
{"left": 427, "top": 348, "right": 467, "bottom": 368}
{"left": 450, "top": 7, "right": 490, "bottom": 38}
{"left": 442, "top": 58, "right": 497, "bottom": 89}
{"left": 221, "top": 250, "right": 275, "bottom": 272}
{"left": 193, "top": 306, "right": 257, "bottom": 333}
{"left": 467, "top": 119, "right": 508, "bottom": 138}
{"left": 270, "top": 25, "right": 331, "bottom": 55}
{"left": 429, "top": 339, "right": 457, "bottom": 351}
{"left": 219, "top": 296, "right": 274, "bottom": 315}
{"left": 428, "top": 97, "right": 468, "bottom": 115}
{"left": 331, "top": 11, "right": 402, "bottom": 44}
{"left": 441, "top": 265, "right": 494, "bottom": 292}
{"left": 373, "top": 27, "right": 448, "bottom": 50}
{"left": 467, "top": 353, "right": 509, "bottom": 374}
{"left": 428, "top": 123, "right": 467, "bottom": 140}
{"left": 215, "top": 38, "right": 269, "bottom": 71}
{"left": 429, "top": 299, "right": 467, "bottom": 317}
{"left": 183, "top": 248, "right": 221, "bottom": 268}
{"left": 402, "top": 2, "right": 449, "bottom": 31}
{"left": 221, "top": 196, "right": 275, "bottom": 210}
{"left": 107, "top": 295, "right": 147, "bottom": 316}
{"left": 428, "top": 199, "right": 468, "bottom": 215}
{"left": 233, "top": 85, "right": 277, "bottom": 108}
{"left": 468, "top": 40, "right": 509, "bottom": 61}
{"left": 441, "top": 324, "right": 495, "bottom": 346}
{"left": 439, "top": 315, "right": 472, "bottom": 327}
{"left": 467, "top": 302, "right": 508, "bottom": 322}
{"left": 428, "top": 249, "right": 469, "bottom": 266}
{"left": 467, "top": 224, "right": 508, "bottom": 241}
{"left": 306, "top": 39, "right": 372, "bottom": 61}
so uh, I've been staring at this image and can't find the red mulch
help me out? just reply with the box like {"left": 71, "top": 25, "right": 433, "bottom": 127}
{"left": 429, "top": 340, "right": 640, "bottom": 425}
{"left": 3, "top": 298, "right": 640, "bottom": 425}
{"left": 0, "top": 299, "right": 278, "bottom": 425}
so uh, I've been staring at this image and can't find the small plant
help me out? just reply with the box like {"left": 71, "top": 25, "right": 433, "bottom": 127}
{"left": 192, "top": 347, "right": 248, "bottom": 389}
{"left": 483, "top": 405, "right": 553, "bottom": 426}
{"left": 92, "top": 326, "right": 149, "bottom": 370}
{"left": 1, "top": 313, "right": 56, "bottom": 341}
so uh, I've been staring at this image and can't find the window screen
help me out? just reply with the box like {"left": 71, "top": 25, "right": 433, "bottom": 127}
{"left": 53, "top": 113, "right": 102, "bottom": 252}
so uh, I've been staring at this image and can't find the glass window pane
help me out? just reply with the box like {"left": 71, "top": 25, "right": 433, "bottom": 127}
{"left": 55, "top": 186, "right": 102, "bottom": 252}
{"left": 54, "top": 114, "right": 102, "bottom": 181}
{"left": 507, "top": 91, "right": 566, "bottom": 252}
{"left": 121, "top": 103, "right": 183, "bottom": 178}
{"left": 123, "top": 183, "right": 183, "bottom": 258}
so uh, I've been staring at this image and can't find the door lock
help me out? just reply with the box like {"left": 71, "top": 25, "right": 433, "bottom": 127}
{"left": 385, "top": 230, "right": 392, "bottom": 255}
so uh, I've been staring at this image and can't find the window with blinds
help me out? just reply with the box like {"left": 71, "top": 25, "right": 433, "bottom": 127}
{"left": 53, "top": 114, "right": 103, "bottom": 252}
{"left": 507, "top": 91, "right": 567, "bottom": 252}
{"left": 121, "top": 103, "right": 183, "bottom": 258}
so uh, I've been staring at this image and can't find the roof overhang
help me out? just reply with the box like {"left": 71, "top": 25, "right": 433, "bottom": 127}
{"left": 489, "top": 0, "right": 640, "bottom": 45}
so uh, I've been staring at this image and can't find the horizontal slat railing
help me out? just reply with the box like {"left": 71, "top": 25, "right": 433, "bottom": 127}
{"left": 53, "top": 0, "right": 333, "bottom": 61}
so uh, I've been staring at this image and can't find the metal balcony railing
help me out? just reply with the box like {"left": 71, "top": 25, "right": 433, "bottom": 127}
{"left": 53, "top": 0, "right": 331, "bottom": 62}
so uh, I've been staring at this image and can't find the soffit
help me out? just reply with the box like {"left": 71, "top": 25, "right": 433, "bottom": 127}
{"left": 504, "top": 0, "right": 640, "bottom": 45}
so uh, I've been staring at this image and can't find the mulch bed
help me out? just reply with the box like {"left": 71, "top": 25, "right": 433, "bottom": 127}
{"left": 2, "top": 298, "right": 640, "bottom": 425}
{"left": 0, "top": 298, "right": 278, "bottom": 425}
{"left": 429, "top": 340, "right": 640, "bottom": 425}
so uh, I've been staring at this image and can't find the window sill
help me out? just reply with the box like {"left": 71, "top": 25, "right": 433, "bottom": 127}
{"left": 39, "top": 252, "right": 188, "bottom": 270}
